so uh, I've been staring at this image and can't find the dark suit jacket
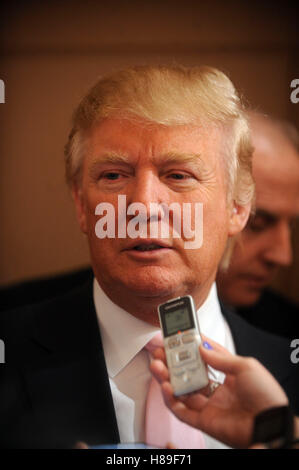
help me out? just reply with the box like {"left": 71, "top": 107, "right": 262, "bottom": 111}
{"left": 235, "top": 289, "right": 299, "bottom": 340}
{"left": 0, "top": 280, "right": 298, "bottom": 448}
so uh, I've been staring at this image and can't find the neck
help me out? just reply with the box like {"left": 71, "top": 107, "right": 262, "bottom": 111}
{"left": 95, "top": 277, "right": 214, "bottom": 326}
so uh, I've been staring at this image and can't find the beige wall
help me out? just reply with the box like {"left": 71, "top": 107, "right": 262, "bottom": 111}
{"left": 0, "top": 0, "right": 298, "bottom": 301}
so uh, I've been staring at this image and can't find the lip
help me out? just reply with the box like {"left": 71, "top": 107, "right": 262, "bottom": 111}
{"left": 122, "top": 239, "right": 173, "bottom": 260}
{"left": 122, "top": 239, "right": 173, "bottom": 251}
{"left": 240, "top": 274, "right": 270, "bottom": 288}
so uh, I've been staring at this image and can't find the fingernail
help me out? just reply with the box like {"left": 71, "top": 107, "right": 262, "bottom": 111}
{"left": 203, "top": 341, "right": 213, "bottom": 350}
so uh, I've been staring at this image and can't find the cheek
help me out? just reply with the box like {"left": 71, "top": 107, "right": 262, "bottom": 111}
{"left": 82, "top": 194, "right": 116, "bottom": 257}
{"left": 230, "top": 234, "right": 264, "bottom": 269}
{"left": 84, "top": 189, "right": 115, "bottom": 234}
{"left": 88, "top": 237, "right": 120, "bottom": 279}
{"left": 183, "top": 217, "right": 229, "bottom": 272}
{"left": 241, "top": 231, "right": 266, "bottom": 257}
{"left": 205, "top": 205, "right": 230, "bottom": 246}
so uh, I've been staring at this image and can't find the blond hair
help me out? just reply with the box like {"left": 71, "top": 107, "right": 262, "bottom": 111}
{"left": 65, "top": 65, "right": 255, "bottom": 267}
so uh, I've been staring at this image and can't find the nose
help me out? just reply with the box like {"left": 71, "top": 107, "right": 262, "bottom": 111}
{"left": 264, "top": 220, "right": 293, "bottom": 267}
{"left": 127, "top": 169, "right": 168, "bottom": 219}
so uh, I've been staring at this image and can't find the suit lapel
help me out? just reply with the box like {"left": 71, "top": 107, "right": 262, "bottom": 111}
{"left": 22, "top": 281, "right": 119, "bottom": 448}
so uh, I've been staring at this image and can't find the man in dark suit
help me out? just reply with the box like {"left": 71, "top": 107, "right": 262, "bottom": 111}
{"left": 1, "top": 279, "right": 298, "bottom": 449}
{"left": 217, "top": 113, "right": 299, "bottom": 339}
{"left": 1, "top": 65, "right": 298, "bottom": 449}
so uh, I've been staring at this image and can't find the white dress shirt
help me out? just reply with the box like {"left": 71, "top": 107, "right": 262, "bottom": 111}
{"left": 93, "top": 279, "right": 235, "bottom": 449}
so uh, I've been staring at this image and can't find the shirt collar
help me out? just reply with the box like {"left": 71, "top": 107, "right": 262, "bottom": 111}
{"left": 93, "top": 279, "right": 159, "bottom": 378}
{"left": 93, "top": 279, "right": 226, "bottom": 378}
{"left": 197, "top": 282, "right": 227, "bottom": 347}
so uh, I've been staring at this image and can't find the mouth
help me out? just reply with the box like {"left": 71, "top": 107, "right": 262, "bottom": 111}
{"left": 131, "top": 243, "right": 167, "bottom": 252}
{"left": 241, "top": 274, "right": 271, "bottom": 288}
{"left": 122, "top": 240, "right": 173, "bottom": 256}
{"left": 124, "top": 239, "right": 172, "bottom": 250}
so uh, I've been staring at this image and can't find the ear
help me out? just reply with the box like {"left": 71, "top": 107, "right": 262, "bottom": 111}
{"left": 228, "top": 202, "right": 251, "bottom": 237}
{"left": 71, "top": 184, "right": 88, "bottom": 234}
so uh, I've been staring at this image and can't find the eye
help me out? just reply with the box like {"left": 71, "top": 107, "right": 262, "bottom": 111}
{"left": 169, "top": 173, "right": 186, "bottom": 180}
{"left": 103, "top": 172, "right": 121, "bottom": 180}
{"left": 167, "top": 172, "right": 193, "bottom": 180}
{"left": 247, "top": 213, "right": 276, "bottom": 233}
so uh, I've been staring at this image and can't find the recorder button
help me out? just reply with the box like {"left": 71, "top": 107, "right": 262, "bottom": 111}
{"left": 182, "top": 372, "right": 190, "bottom": 383}
{"left": 173, "top": 368, "right": 185, "bottom": 377}
{"left": 168, "top": 337, "right": 181, "bottom": 349}
{"left": 182, "top": 334, "right": 195, "bottom": 344}
{"left": 178, "top": 350, "right": 191, "bottom": 361}
{"left": 187, "top": 363, "right": 199, "bottom": 372}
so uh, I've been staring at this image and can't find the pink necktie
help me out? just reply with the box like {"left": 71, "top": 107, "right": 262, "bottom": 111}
{"left": 144, "top": 332, "right": 206, "bottom": 449}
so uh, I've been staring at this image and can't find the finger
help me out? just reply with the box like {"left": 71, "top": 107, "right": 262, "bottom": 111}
{"left": 200, "top": 335, "right": 233, "bottom": 356}
{"left": 249, "top": 443, "right": 267, "bottom": 449}
{"left": 196, "top": 380, "right": 221, "bottom": 398}
{"left": 161, "top": 383, "right": 208, "bottom": 430}
{"left": 162, "top": 381, "right": 208, "bottom": 412}
{"left": 199, "top": 345, "right": 248, "bottom": 375}
{"left": 74, "top": 441, "right": 89, "bottom": 449}
{"left": 150, "top": 359, "right": 170, "bottom": 384}
{"left": 166, "top": 442, "right": 176, "bottom": 449}
{"left": 152, "top": 347, "right": 166, "bottom": 363}
{"left": 178, "top": 389, "right": 210, "bottom": 408}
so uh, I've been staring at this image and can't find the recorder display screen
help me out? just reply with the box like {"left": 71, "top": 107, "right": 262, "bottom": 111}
{"left": 164, "top": 307, "right": 192, "bottom": 336}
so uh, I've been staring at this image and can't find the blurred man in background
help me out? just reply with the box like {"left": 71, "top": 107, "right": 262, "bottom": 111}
{"left": 217, "top": 113, "right": 299, "bottom": 339}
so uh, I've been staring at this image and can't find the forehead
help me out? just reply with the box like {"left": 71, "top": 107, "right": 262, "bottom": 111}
{"left": 85, "top": 117, "right": 225, "bottom": 166}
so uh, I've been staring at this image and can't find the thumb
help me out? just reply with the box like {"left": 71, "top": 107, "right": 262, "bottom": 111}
{"left": 199, "top": 345, "right": 246, "bottom": 375}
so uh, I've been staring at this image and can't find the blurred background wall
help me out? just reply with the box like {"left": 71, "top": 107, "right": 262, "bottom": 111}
{"left": 0, "top": 0, "right": 298, "bottom": 300}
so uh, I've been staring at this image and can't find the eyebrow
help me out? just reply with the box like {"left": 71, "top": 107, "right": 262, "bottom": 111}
{"left": 255, "top": 208, "right": 275, "bottom": 217}
{"left": 253, "top": 208, "right": 299, "bottom": 224}
{"left": 89, "top": 150, "right": 205, "bottom": 169}
{"left": 157, "top": 151, "right": 201, "bottom": 163}
{"left": 251, "top": 209, "right": 277, "bottom": 223}
{"left": 156, "top": 152, "right": 213, "bottom": 177}
{"left": 156, "top": 151, "right": 207, "bottom": 168}
{"left": 89, "top": 151, "right": 131, "bottom": 167}
{"left": 88, "top": 152, "right": 131, "bottom": 178}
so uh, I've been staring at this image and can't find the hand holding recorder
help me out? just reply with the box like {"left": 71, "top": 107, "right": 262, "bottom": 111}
{"left": 150, "top": 332, "right": 289, "bottom": 448}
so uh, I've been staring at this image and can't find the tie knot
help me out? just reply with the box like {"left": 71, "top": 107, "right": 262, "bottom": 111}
{"left": 145, "top": 331, "right": 164, "bottom": 354}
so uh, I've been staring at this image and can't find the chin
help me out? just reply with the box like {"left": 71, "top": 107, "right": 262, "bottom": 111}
{"left": 120, "top": 267, "right": 184, "bottom": 298}
{"left": 235, "top": 291, "right": 262, "bottom": 307}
